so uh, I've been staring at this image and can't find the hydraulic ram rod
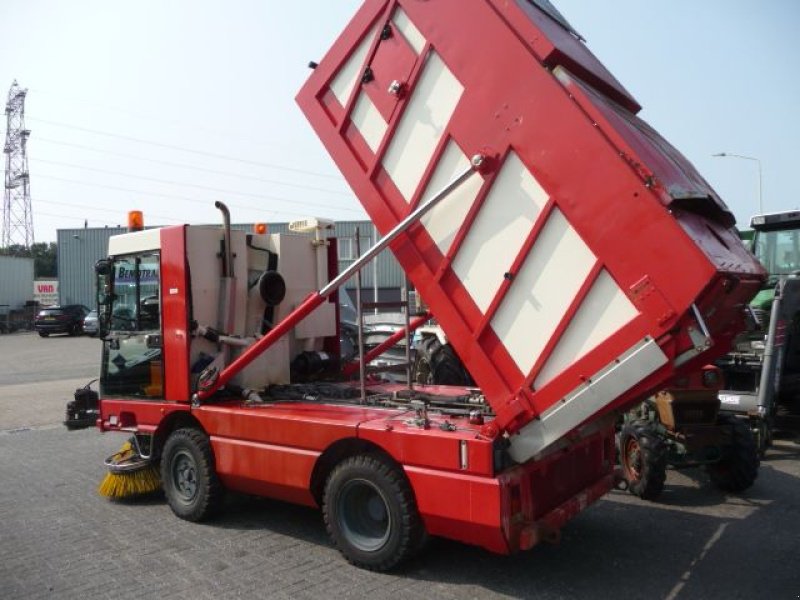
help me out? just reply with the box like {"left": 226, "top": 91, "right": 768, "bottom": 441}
{"left": 195, "top": 156, "right": 484, "bottom": 401}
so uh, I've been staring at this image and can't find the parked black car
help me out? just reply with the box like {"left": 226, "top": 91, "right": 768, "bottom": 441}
{"left": 34, "top": 305, "right": 91, "bottom": 337}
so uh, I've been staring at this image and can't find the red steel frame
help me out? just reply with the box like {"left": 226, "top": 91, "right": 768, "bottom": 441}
{"left": 296, "top": 0, "right": 764, "bottom": 434}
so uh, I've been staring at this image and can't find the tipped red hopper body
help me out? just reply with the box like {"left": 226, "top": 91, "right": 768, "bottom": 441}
{"left": 297, "top": 0, "right": 763, "bottom": 461}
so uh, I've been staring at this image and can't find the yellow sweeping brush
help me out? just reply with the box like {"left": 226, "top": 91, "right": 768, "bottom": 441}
{"left": 98, "top": 438, "right": 162, "bottom": 499}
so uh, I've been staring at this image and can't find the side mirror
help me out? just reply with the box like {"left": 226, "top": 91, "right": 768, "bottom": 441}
{"left": 95, "top": 259, "right": 113, "bottom": 337}
{"left": 95, "top": 259, "right": 112, "bottom": 276}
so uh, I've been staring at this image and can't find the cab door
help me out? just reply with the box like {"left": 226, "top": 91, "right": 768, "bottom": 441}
{"left": 100, "top": 253, "right": 163, "bottom": 399}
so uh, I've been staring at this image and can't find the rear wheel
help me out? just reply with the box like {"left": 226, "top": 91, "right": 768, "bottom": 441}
{"left": 323, "top": 454, "right": 424, "bottom": 571}
{"left": 619, "top": 421, "right": 667, "bottom": 501}
{"left": 161, "top": 428, "right": 223, "bottom": 521}
{"left": 38, "top": 331, "right": 49, "bottom": 338}
{"left": 706, "top": 414, "right": 759, "bottom": 492}
{"left": 413, "top": 336, "right": 473, "bottom": 386}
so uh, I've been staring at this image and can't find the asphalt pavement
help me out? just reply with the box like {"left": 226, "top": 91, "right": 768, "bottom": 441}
{"left": 1, "top": 332, "right": 798, "bottom": 599}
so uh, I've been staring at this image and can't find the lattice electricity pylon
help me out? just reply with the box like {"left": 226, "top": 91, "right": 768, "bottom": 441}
{"left": 3, "top": 80, "right": 34, "bottom": 248}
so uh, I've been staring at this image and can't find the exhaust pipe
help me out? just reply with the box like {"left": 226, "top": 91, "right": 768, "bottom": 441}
{"left": 216, "top": 201, "right": 236, "bottom": 367}
{"left": 216, "top": 201, "right": 233, "bottom": 278}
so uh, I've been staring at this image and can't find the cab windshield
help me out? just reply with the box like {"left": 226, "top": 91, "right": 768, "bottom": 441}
{"left": 752, "top": 229, "right": 800, "bottom": 281}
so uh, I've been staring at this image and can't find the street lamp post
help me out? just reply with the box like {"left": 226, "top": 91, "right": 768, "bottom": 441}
{"left": 713, "top": 152, "right": 763, "bottom": 215}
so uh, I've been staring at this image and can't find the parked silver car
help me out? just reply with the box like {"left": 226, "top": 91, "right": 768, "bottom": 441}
{"left": 83, "top": 309, "right": 99, "bottom": 336}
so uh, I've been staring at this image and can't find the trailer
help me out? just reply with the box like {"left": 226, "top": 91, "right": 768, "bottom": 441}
{"left": 94, "top": 0, "right": 764, "bottom": 570}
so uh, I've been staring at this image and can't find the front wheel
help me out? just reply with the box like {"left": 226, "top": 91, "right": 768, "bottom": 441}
{"left": 161, "top": 428, "right": 224, "bottom": 521}
{"left": 618, "top": 420, "right": 668, "bottom": 501}
{"left": 706, "top": 415, "right": 759, "bottom": 492}
{"left": 323, "top": 454, "right": 424, "bottom": 571}
{"left": 38, "top": 331, "right": 49, "bottom": 338}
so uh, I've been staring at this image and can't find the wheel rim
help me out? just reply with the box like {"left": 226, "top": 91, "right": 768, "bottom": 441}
{"left": 623, "top": 437, "right": 643, "bottom": 480}
{"left": 338, "top": 478, "right": 391, "bottom": 552}
{"left": 171, "top": 449, "right": 198, "bottom": 504}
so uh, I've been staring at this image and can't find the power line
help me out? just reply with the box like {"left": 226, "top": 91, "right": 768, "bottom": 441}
{"left": 34, "top": 198, "right": 183, "bottom": 224}
{"left": 35, "top": 136, "right": 351, "bottom": 197}
{"left": 35, "top": 209, "right": 119, "bottom": 227}
{"left": 27, "top": 116, "right": 342, "bottom": 180}
{"left": 31, "top": 172, "right": 366, "bottom": 219}
{"left": 30, "top": 157, "right": 360, "bottom": 213}
{"left": 30, "top": 87, "right": 287, "bottom": 153}
{"left": 32, "top": 172, "right": 281, "bottom": 216}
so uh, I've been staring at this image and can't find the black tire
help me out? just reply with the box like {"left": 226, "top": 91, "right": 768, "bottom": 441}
{"left": 161, "top": 428, "right": 224, "bottom": 521}
{"left": 413, "top": 336, "right": 473, "bottom": 386}
{"left": 323, "top": 454, "right": 424, "bottom": 571}
{"left": 706, "top": 414, "right": 759, "bottom": 492}
{"left": 38, "top": 331, "right": 49, "bottom": 338}
{"left": 618, "top": 421, "right": 667, "bottom": 501}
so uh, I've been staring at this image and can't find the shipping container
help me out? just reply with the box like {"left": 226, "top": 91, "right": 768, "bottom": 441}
{"left": 0, "top": 255, "right": 34, "bottom": 312}
{"left": 0, "top": 255, "right": 35, "bottom": 331}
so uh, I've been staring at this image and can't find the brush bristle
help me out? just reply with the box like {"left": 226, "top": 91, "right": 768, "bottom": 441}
{"left": 98, "top": 465, "right": 161, "bottom": 499}
{"left": 98, "top": 440, "right": 161, "bottom": 499}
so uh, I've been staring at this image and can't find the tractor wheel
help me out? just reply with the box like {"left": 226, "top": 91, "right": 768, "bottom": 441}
{"left": 413, "top": 336, "right": 473, "bottom": 386}
{"left": 161, "top": 428, "right": 224, "bottom": 522}
{"left": 706, "top": 414, "right": 759, "bottom": 492}
{"left": 618, "top": 421, "right": 667, "bottom": 501}
{"left": 323, "top": 454, "right": 424, "bottom": 571}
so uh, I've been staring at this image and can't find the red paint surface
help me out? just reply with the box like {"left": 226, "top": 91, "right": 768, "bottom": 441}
{"left": 101, "top": 389, "right": 614, "bottom": 555}
{"left": 160, "top": 226, "right": 191, "bottom": 402}
{"left": 297, "top": 0, "right": 764, "bottom": 435}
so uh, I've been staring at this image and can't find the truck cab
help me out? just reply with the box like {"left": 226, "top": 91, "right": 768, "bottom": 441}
{"left": 717, "top": 211, "right": 800, "bottom": 451}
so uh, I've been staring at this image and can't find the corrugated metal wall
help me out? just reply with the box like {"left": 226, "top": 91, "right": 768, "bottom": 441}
{"left": 0, "top": 256, "right": 35, "bottom": 311}
{"left": 330, "top": 221, "right": 405, "bottom": 291}
{"left": 57, "top": 221, "right": 405, "bottom": 307}
{"left": 57, "top": 227, "right": 126, "bottom": 307}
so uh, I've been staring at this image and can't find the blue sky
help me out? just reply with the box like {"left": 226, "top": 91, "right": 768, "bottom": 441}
{"left": 1, "top": 0, "right": 797, "bottom": 242}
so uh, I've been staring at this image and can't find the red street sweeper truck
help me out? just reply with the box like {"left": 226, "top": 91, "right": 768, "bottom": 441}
{"left": 90, "top": 0, "right": 764, "bottom": 570}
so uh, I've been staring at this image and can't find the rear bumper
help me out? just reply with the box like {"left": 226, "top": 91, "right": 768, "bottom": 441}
{"left": 500, "top": 424, "right": 616, "bottom": 553}
{"left": 35, "top": 323, "right": 77, "bottom": 333}
{"left": 407, "top": 422, "right": 616, "bottom": 554}
{"left": 516, "top": 472, "right": 615, "bottom": 550}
